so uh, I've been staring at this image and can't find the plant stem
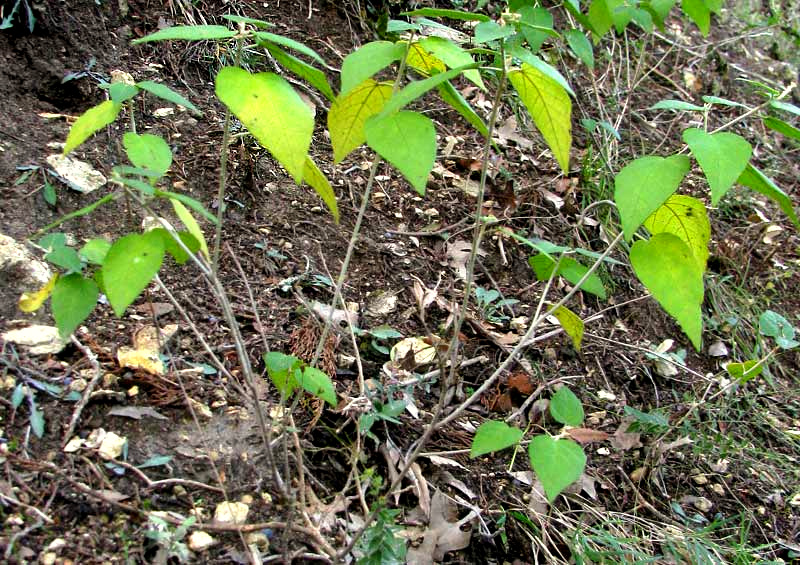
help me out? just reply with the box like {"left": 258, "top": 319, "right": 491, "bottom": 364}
{"left": 444, "top": 44, "right": 508, "bottom": 394}
{"left": 211, "top": 38, "right": 243, "bottom": 275}
{"left": 310, "top": 38, "right": 415, "bottom": 367}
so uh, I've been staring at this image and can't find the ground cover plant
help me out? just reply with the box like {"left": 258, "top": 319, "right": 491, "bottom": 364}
{"left": 0, "top": 0, "right": 798, "bottom": 563}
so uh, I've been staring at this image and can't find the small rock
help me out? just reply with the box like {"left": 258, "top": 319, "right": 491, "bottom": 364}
{"left": 98, "top": 432, "right": 127, "bottom": 460}
{"left": 46, "top": 154, "right": 106, "bottom": 194}
{"left": 189, "top": 398, "right": 212, "bottom": 420}
{"left": 597, "top": 390, "right": 616, "bottom": 401}
{"left": 692, "top": 473, "right": 709, "bottom": 485}
{"left": 630, "top": 467, "right": 647, "bottom": 482}
{"left": 46, "top": 538, "right": 66, "bottom": 552}
{"left": 710, "top": 458, "right": 730, "bottom": 473}
{"left": 213, "top": 501, "right": 249, "bottom": 524}
{"left": 63, "top": 437, "right": 84, "bottom": 453}
{"left": 710, "top": 483, "right": 725, "bottom": 496}
{"left": 2, "top": 325, "right": 67, "bottom": 355}
{"left": 510, "top": 316, "right": 528, "bottom": 333}
{"left": 366, "top": 291, "right": 398, "bottom": 317}
{"left": 240, "top": 494, "right": 254, "bottom": 505}
{"left": 188, "top": 530, "right": 216, "bottom": 551}
{"left": 6, "top": 513, "right": 24, "bottom": 526}
{"left": 0, "top": 233, "right": 53, "bottom": 320}
{"left": 39, "top": 551, "right": 57, "bottom": 565}
{"left": 708, "top": 341, "right": 729, "bottom": 357}
{"left": 337, "top": 354, "right": 356, "bottom": 368}
{"left": 69, "top": 378, "right": 88, "bottom": 393}
{"left": 245, "top": 532, "right": 270, "bottom": 549}
{"left": 693, "top": 496, "right": 713, "bottom": 512}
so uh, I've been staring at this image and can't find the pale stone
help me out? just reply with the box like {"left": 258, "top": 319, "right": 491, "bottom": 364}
{"left": 98, "top": 432, "right": 127, "bottom": 460}
{"left": 245, "top": 532, "right": 269, "bottom": 549}
{"left": 46, "top": 538, "right": 66, "bottom": 552}
{"left": 0, "top": 233, "right": 52, "bottom": 285}
{"left": 39, "top": 551, "right": 57, "bottom": 565}
{"left": 2, "top": 326, "right": 67, "bottom": 355}
{"left": 213, "top": 501, "right": 249, "bottom": 524}
{"left": 46, "top": 154, "right": 106, "bottom": 194}
{"left": 63, "top": 437, "right": 84, "bottom": 453}
{"left": 188, "top": 531, "right": 216, "bottom": 551}
{"left": 69, "top": 378, "right": 88, "bottom": 392}
{"left": 693, "top": 497, "right": 713, "bottom": 512}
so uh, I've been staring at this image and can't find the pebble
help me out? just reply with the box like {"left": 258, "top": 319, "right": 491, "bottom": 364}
{"left": 188, "top": 531, "right": 216, "bottom": 551}
{"left": 213, "top": 501, "right": 249, "bottom": 524}
{"left": 40, "top": 552, "right": 57, "bottom": 565}
{"left": 46, "top": 538, "right": 66, "bottom": 552}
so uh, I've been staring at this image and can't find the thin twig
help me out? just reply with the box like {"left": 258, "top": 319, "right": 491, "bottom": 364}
{"left": 62, "top": 336, "right": 103, "bottom": 448}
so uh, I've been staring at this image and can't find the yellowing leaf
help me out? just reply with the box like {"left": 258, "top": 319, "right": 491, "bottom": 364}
{"left": 64, "top": 100, "right": 122, "bottom": 155}
{"left": 215, "top": 67, "right": 313, "bottom": 183}
{"left": 551, "top": 305, "right": 584, "bottom": 351}
{"left": 328, "top": 79, "right": 393, "bottom": 163}
{"left": 403, "top": 41, "right": 447, "bottom": 76}
{"left": 171, "top": 199, "right": 209, "bottom": 261}
{"left": 631, "top": 233, "right": 704, "bottom": 350}
{"left": 19, "top": 274, "right": 58, "bottom": 313}
{"left": 644, "top": 195, "right": 710, "bottom": 269}
{"left": 303, "top": 156, "right": 339, "bottom": 222}
{"left": 508, "top": 63, "right": 572, "bottom": 173}
{"left": 418, "top": 36, "right": 485, "bottom": 90}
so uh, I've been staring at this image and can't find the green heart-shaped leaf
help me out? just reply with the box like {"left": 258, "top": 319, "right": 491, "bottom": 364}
{"left": 215, "top": 67, "right": 313, "bottom": 183}
{"left": 630, "top": 233, "right": 704, "bottom": 350}
{"left": 683, "top": 128, "right": 752, "bottom": 205}
{"left": 102, "top": 232, "right": 165, "bottom": 317}
{"left": 365, "top": 110, "right": 436, "bottom": 195}
{"left": 615, "top": 155, "right": 690, "bottom": 240}
{"left": 550, "top": 386, "right": 584, "bottom": 426}
{"left": 51, "top": 274, "right": 98, "bottom": 338}
{"left": 644, "top": 195, "right": 710, "bottom": 269}
{"left": 528, "top": 435, "right": 586, "bottom": 502}
{"left": 471, "top": 420, "right": 524, "bottom": 458}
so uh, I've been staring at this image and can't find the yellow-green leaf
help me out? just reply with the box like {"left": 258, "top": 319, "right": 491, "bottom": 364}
{"left": 508, "top": 63, "right": 572, "bottom": 173}
{"left": 19, "top": 273, "right": 58, "bottom": 313}
{"left": 551, "top": 305, "right": 584, "bottom": 351}
{"left": 303, "top": 157, "right": 339, "bottom": 223}
{"left": 328, "top": 79, "right": 393, "bottom": 163}
{"left": 215, "top": 67, "right": 313, "bottom": 183}
{"left": 403, "top": 41, "right": 447, "bottom": 76}
{"left": 630, "top": 233, "right": 704, "bottom": 350}
{"left": 64, "top": 100, "right": 122, "bottom": 154}
{"left": 644, "top": 195, "right": 710, "bottom": 269}
{"left": 615, "top": 155, "right": 690, "bottom": 240}
{"left": 171, "top": 199, "right": 209, "bottom": 261}
{"left": 418, "top": 36, "right": 485, "bottom": 90}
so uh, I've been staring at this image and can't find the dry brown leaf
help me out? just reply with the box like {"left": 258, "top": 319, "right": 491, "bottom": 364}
{"left": 507, "top": 371, "right": 535, "bottom": 395}
{"left": 406, "top": 491, "right": 475, "bottom": 565}
{"left": 566, "top": 427, "right": 610, "bottom": 444}
{"left": 610, "top": 419, "right": 642, "bottom": 451}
